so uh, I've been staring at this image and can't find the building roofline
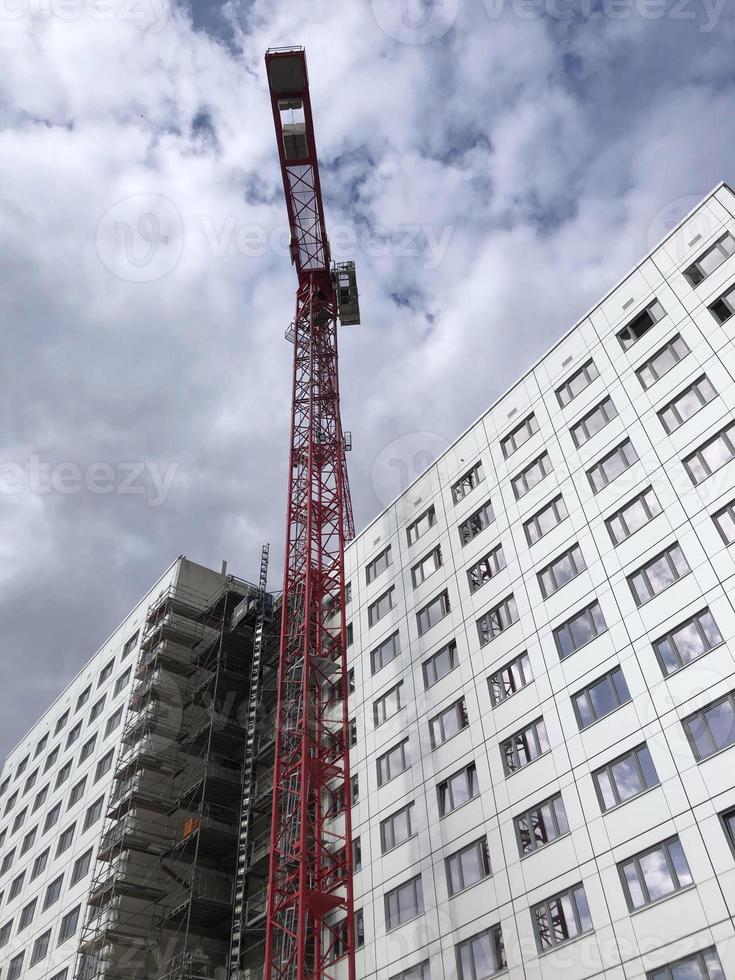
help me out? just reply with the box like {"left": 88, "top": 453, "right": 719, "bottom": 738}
{"left": 348, "top": 180, "right": 733, "bottom": 546}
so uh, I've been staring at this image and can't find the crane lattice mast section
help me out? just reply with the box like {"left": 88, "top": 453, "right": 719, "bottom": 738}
{"left": 263, "top": 46, "right": 359, "bottom": 980}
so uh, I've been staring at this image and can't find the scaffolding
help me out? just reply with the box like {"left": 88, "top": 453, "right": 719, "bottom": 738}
{"left": 75, "top": 563, "right": 279, "bottom": 980}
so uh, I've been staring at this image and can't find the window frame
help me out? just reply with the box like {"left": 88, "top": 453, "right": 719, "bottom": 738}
{"left": 683, "top": 422, "right": 735, "bottom": 485}
{"left": 501, "top": 412, "right": 538, "bottom": 459}
{"left": 627, "top": 542, "right": 690, "bottom": 607}
{"left": 458, "top": 499, "right": 495, "bottom": 545}
{"left": 384, "top": 874, "right": 424, "bottom": 932}
{"left": 488, "top": 651, "right": 532, "bottom": 707}
{"left": 592, "top": 743, "right": 659, "bottom": 812}
{"left": 514, "top": 792, "right": 569, "bottom": 857}
{"left": 445, "top": 836, "right": 491, "bottom": 896}
{"left": 377, "top": 738, "right": 410, "bottom": 787}
{"left": 476, "top": 595, "right": 518, "bottom": 647}
{"left": 657, "top": 374, "right": 716, "bottom": 434}
{"left": 556, "top": 358, "right": 599, "bottom": 408}
{"left": 653, "top": 608, "right": 723, "bottom": 676}
{"left": 646, "top": 946, "right": 724, "bottom": 980}
{"left": 380, "top": 801, "right": 416, "bottom": 854}
{"left": 605, "top": 486, "right": 661, "bottom": 545}
{"left": 684, "top": 231, "right": 735, "bottom": 286}
{"left": 683, "top": 690, "right": 735, "bottom": 761}
{"left": 438, "top": 762, "right": 479, "bottom": 817}
{"left": 373, "top": 682, "right": 404, "bottom": 728}
{"left": 511, "top": 451, "right": 551, "bottom": 500}
{"left": 416, "top": 589, "right": 451, "bottom": 636}
{"left": 452, "top": 460, "right": 485, "bottom": 503}
{"left": 501, "top": 717, "right": 549, "bottom": 775}
{"left": 587, "top": 438, "right": 638, "bottom": 493}
{"left": 455, "top": 924, "right": 506, "bottom": 980}
{"left": 636, "top": 333, "right": 690, "bottom": 389}
{"left": 570, "top": 396, "right": 618, "bottom": 447}
{"left": 422, "top": 640, "right": 457, "bottom": 689}
{"left": 411, "top": 545, "right": 443, "bottom": 588}
{"left": 523, "top": 493, "right": 568, "bottom": 545}
{"left": 467, "top": 543, "right": 506, "bottom": 594}
{"left": 572, "top": 666, "right": 631, "bottom": 730}
{"left": 370, "top": 631, "right": 400, "bottom": 675}
{"left": 618, "top": 836, "right": 693, "bottom": 910}
{"left": 617, "top": 298, "right": 665, "bottom": 350}
{"left": 537, "top": 543, "right": 586, "bottom": 598}
{"left": 368, "top": 586, "right": 396, "bottom": 628}
{"left": 553, "top": 601, "right": 607, "bottom": 659}
{"left": 406, "top": 506, "right": 436, "bottom": 546}
{"left": 532, "top": 883, "right": 593, "bottom": 952}
{"left": 429, "top": 698, "right": 469, "bottom": 749}
{"left": 366, "top": 545, "right": 392, "bottom": 585}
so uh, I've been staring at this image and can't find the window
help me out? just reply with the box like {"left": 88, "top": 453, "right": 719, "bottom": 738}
{"left": 619, "top": 837, "right": 692, "bottom": 909}
{"left": 637, "top": 333, "right": 690, "bottom": 388}
{"left": 58, "top": 904, "right": 80, "bottom": 943}
{"left": 429, "top": 699, "right": 468, "bottom": 748}
{"left": 18, "top": 896, "right": 37, "bottom": 930}
{"left": 524, "top": 494, "right": 567, "bottom": 545}
{"left": 8, "top": 871, "right": 25, "bottom": 900}
{"left": 647, "top": 947, "right": 724, "bottom": 980}
{"left": 489, "top": 652, "right": 532, "bottom": 706}
{"left": 122, "top": 631, "right": 139, "bottom": 658}
{"left": 11, "top": 807, "right": 26, "bottom": 834}
{"left": 57, "top": 822, "right": 75, "bottom": 855}
{"left": 23, "top": 769, "right": 38, "bottom": 794}
{"left": 587, "top": 438, "right": 639, "bottom": 493}
{"left": 571, "top": 396, "right": 618, "bottom": 447}
{"left": 34, "top": 733, "right": 48, "bottom": 757}
{"left": 51, "top": 971, "right": 70, "bottom": 980}
{"left": 502, "top": 718, "right": 549, "bottom": 774}
{"left": 422, "top": 640, "right": 457, "bottom": 688}
{"left": 20, "top": 826, "right": 37, "bottom": 855}
{"left": 113, "top": 667, "right": 132, "bottom": 698}
{"left": 66, "top": 720, "right": 82, "bottom": 748}
{"left": 95, "top": 750, "right": 114, "bottom": 782}
{"left": 438, "top": 762, "right": 478, "bottom": 816}
{"left": 71, "top": 848, "right": 93, "bottom": 886}
{"left": 606, "top": 486, "right": 661, "bottom": 545}
{"left": 32, "top": 784, "right": 49, "bottom": 813}
{"left": 501, "top": 413, "right": 538, "bottom": 458}
{"left": 573, "top": 667, "right": 631, "bottom": 729}
{"left": 538, "top": 544, "right": 586, "bottom": 598}
{"left": 31, "top": 928, "right": 51, "bottom": 965}
{"left": 446, "top": 837, "right": 491, "bottom": 896}
{"left": 54, "top": 710, "right": 70, "bottom": 735}
{"left": 628, "top": 543, "right": 689, "bottom": 606}
{"left": 366, "top": 546, "right": 391, "bottom": 584}
{"left": 659, "top": 374, "right": 717, "bottom": 434}
{"left": 89, "top": 695, "right": 106, "bottom": 723}
{"left": 477, "top": 595, "right": 518, "bottom": 646}
{"left": 593, "top": 743, "right": 659, "bottom": 811}
{"left": 0, "top": 775, "right": 10, "bottom": 796}
{"left": 0, "top": 918, "right": 13, "bottom": 948}
{"left": 79, "top": 734, "right": 97, "bottom": 763}
{"left": 392, "top": 962, "right": 431, "bottom": 980}
{"left": 556, "top": 358, "right": 599, "bottom": 407}
{"left": 374, "top": 683, "right": 403, "bottom": 727}
{"left": 685, "top": 232, "right": 735, "bottom": 285}
{"left": 554, "top": 601, "right": 607, "bottom": 659}
{"left": 105, "top": 706, "right": 124, "bottom": 738}
{"left": 385, "top": 875, "right": 423, "bottom": 930}
{"left": 8, "top": 951, "right": 25, "bottom": 980}
{"left": 515, "top": 793, "right": 568, "bottom": 856}
{"left": 4, "top": 790, "right": 18, "bottom": 814}
{"left": 683, "top": 423, "right": 735, "bottom": 484}
{"left": 30, "top": 848, "right": 49, "bottom": 880}
{"left": 377, "top": 739, "right": 410, "bottom": 786}
{"left": 75, "top": 686, "right": 91, "bottom": 712}
{"left": 411, "top": 545, "right": 442, "bottom": 587}
{"left": 98, "top": 659, "right": 114, "bottom": 686}
{"left": 370, "top": 632, "right": 400, "bottom": 674}
{"left": 654, "top": 608, "right": 723, "bottom": 675}
{"left": 458, "top": 500, "right": 495, "bottom": 545}
{"left": 417, "top": 590, "right": 450, "bottom": 636}
{"left": 43, "top": 873, "right": 63, "bottom": 909}
{"left": 713, "top": 498, "right": 735, "bottom": 544}
{"left": 617, "top": 298, "right": 665, "bottom": 350}
{"left": 368, "top": 587, "right": 395, "bottom": 627}
{"left": 710, "top": 282, "right": 735, "bottom": 323}
{"left": 407, "top": 506, "right": 436, "bottom": 545}
{"left": 349, "top": 718, "right": 357, "bottom": 747}
{"left": 683, "top": 691, "right": 735, "bottom": 761}
{"left": 532, "top": 884, "right": 593, "bottom": 951}
{"left": 56, "top": 760, "right": 72, "bottom": 789}
{"left": 44, "top": 802, "right": 61, "bottom": 832}
{"left": 68, "top": 776, "right": 87, "bottom": 809}
{"left": 0, "top": 849, "right": 15, "bottom": 876}
{"left": 456, "top": 926, "right": 505, "bottom": 979}
{"left": 511, "top": 452, "right": 551, "bottom": 499}
{"left": 380, "top": 801, "right": 416, "bottom": 853}
{"left": 83, "top": 796, "right": 104, "bottom": 831}
{"left": 452, "top": 461, "right": 484, "bottom": 503}
{"left": 467, "top": 544, "right": 506, "bottom": 593}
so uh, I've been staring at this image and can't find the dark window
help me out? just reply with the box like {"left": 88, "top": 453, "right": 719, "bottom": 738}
{"left": 488, "top": 651, "right": 532, "bottom": 707}
{"left": 57, "top": 822, "right": 75, "bottom": 856}
{"left": 713, "top": 498, "right": 735, "bottom": 544}
{"left": 683, "top": 691, "right": 735, "bottom": 761}
{"left": 122, "top": 632, "right": 139, "bottom": 659}
{"left": 0, "top": 848, "right": 14, "bottom": 876}
{"left": 68, "top": 776, "right": 87, "bottom": 808}
{"left": 42, "top": 747, "right": 58, "bottom": 773}
{"left": 89, "top": 695, "right": 106, "bottom": 723}
{"left": 617, "top": 298, "right": 665, "bottom": 350}
{"left": 407, "top": 506, "right": 436, "bottom": 546}
{"left": 683, "top": 423, "right": 735, "bottom": 484}
{"left": 628, "top": 543, "right": 689, "bottom": 606}
{"left": 501, "top": 718, "right": 549, "bottom": 774}
{"left": 380, "top": 801, "right": 416, "bottom": 853}
{"left": 94, "top": 750, "right": 114, "bottom": 783}
{"left": 54, "top": 710, "right": 70, "bottom": 735}
{"left": 467, "top": 544, "right": 506, "bottom": 593}
{"left": 709, "top": 283, "right": 735, "bottom": 324}
{"left": 593, "top": 743, "right": 659, "bottom": 811}
{"left": 619, "top": 836, "right": 692, "bottom": 909}
{"left": 570, "top": 396, "right": 618, "bottom": 447}
{"left": 606, "top": 486, "right": 661, "bottom": 545}
{"left": 31, "top": 928, "right": 52, "bottom": 965}
{"left": 83, "top": 796, "right": 104, "bottom": 831}
{"left": 538, "top": 544, "right": 586, "bottom": 598}
{"left": 8, "top": 952, "right": 25, "bottom": 980}
{"left": 446, "top": 837, "right": 491, "bottom": 895}
{"left": 501, "top": 413, "right": 538, "bottom": 458}
{"left": 429, "top": 699, "right": 468, "bottom": 748}
{"left": 105, "top": 706, "right": 124, "bottom": 738}
{"left": 75, "top": 686, "right": 91, "bottom": 712}
{"left": 58, "top": 904, "right": 80, "bottom": 944}
{"left": 524, "top": 494, "right": 567, "bottom": 545}
{"left": 556, "top": 358, "right": 599, "bottom": 407}
{"left": 532, "top": 884, "right": 593, "bottom": 951}
{"left": 458, "top": 499, "right": 496, "bottom": 546}
{"left": 30, "top": 848, "right": 49, "bottom": 880}
{"left": 79, "top": 734, "right": 97, "bottom": 763}
{"left": 370, "top": 631, "right": 400, "bottom": 674}
{"left": 573, "top": 667, "right": 631, "bottom": 729}
{"left": 31, "top": 784, "right": 49, "bottom": 813}
{"left": 18, "top": 896, "right": 37, "bottom": 930}
{"left": 438, "top": 763, "right": 478, "bottom": 817}
{"left": 113, "top": 667, "right": 132, "bottom": 698}
{"left": 385, "top": 875, "right": 423, "bottom": 930}
{"left": 685, "top": 232, "right": 735, "bottom": 285}
{"left": 0, "top": 919, "right": 14, "bottom": 948}
{"left": 417, "top": 590, "right": 450, "bottom": 636}
{"left": 366, "top": 546, "right": 391, "bottom": 584}
{"left": 554, "top": 601, "right": 607, "bottom": 659}
{"left": 377, "top": 739, "right": 410, "bottom": 787}
{"left": 456, "top": 925, "right": 506, "bottom": 980}
{"left": 515, "top": 793, "right": 568, "bottom": 856}
{"left": 587, "top": 438, "right": 638, "bottom": 493}
{"left": 647, "top": 947, "right": 724, "bottom": 980}
{"left": 8, "top": 870, "right": 25, "bottom": 900}
{"left": 98, "top": 659, "right": 114, "bottom": 686}
{"left": 422, "top": 641, "right": 458, "bottom": 689}
{"left": 55, "top": 760, "right": 72, "bottom": 789}
{"left": 368, "top": 587, "right": 395, "bottom": 627}
{"left": 374, "top": 682, "right": 403, "bottom": 727}
{"left": 391, "top": 962, "right": 431, "bottom": 980}
{"left": 636, "top": 333, "right": 690, "bottom": 389}
{"left": 43, "top": 802, "right": 61, "bottom": 833}
{"left": 66, "top": 720, "right": 82, "bottom": 748}
{"left": 20, "top": 826, "right": 37, "bottom": 855}
{"left": 411, "top": 545, "right": 442, "bottom": 587}
{"left": 511, "top": 452, "right": 551, "bottom": 500}
{"left": 658, "top": 375, "right": 716, "bottom": 433}
{"left": 654, "top": 608, "right": 723, "bottom": 675}
{"left": 452, "top": 461, "right": 485, "bottom": 503}
{"left": 477, "top": 595, "right": 518, "bottom": 646}
{"left": 34, "top": 733, "right": 48, "bottom": 758}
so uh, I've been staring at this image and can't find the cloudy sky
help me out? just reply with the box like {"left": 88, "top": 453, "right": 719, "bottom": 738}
{"left": 1, "top": 0, "right": 734, "bottom": 759}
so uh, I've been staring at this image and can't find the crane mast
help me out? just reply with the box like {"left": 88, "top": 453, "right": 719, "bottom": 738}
{"left": 263, "top": 46, "right": 358, "bottom": 980}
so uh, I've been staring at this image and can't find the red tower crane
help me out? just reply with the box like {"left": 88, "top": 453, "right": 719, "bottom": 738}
{"left": 263, "top": 46, "right": 359, "bottom": 980}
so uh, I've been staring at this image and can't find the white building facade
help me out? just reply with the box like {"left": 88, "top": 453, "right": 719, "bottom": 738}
{"left": 345, "top": 182, "right": 735, "bottom": 980}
